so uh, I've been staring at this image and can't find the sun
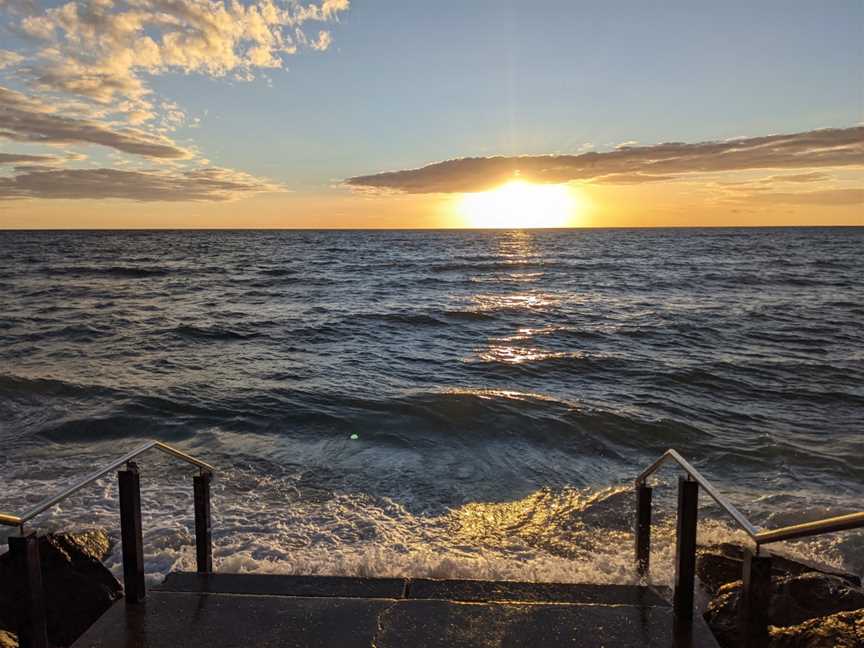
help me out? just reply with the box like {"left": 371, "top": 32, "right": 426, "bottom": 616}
{"left": 457, "top": 180, "right": 580, "bottom": 229}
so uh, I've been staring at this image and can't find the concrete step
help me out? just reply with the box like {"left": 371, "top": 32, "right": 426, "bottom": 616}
{"left": 158, "top": 572, "right": 672, "bottom": 607}
{"left": 72, "top": 573, "right": 720, "bottom": 647}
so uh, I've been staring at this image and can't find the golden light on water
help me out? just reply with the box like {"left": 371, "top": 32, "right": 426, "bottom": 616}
{"left": 457, "top": 180, "right": 581, "bottom": 229}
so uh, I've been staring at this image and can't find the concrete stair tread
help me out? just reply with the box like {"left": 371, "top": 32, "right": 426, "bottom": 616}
{"left": 73, "top": 589, "right": 721, "bottom": 648}
{"left": 158, "top": 571, "right": 672, "bottom": 607}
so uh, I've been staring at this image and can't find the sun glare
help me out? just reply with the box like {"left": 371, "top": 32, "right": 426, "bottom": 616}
{"left": 457, "top": 180, "right": 579, "bottom": 229}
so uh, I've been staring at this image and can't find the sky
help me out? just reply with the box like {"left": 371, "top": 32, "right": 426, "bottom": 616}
{"left": 0, "top": 0, "right": 862, "bottom": 228}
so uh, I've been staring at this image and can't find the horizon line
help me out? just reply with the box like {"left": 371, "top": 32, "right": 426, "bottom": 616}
{"left": 1, "top": 225, "right": 863, "bottom": 232}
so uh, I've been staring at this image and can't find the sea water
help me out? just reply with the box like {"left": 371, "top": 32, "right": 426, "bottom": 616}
{"left": 0, "top": 228, "right": 861, "bottom": 585}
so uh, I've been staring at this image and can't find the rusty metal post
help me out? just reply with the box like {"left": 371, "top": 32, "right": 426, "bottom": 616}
{"left": 118, "top": 461, "right": 145, "bottom": 603}
{"left": 193, "top": 471, "right": 213, "bottom": 573}
{"left": 635, "top": 483, "right": 652, "bottom": 578}
{"left": 8, "top": 530, "right": 48, "bottom": 648}
{"left": 740, "top": 547, "right": 772, "bottom": 648}
{"left": 673, "top": 475, "right": 699, "bottom": 638}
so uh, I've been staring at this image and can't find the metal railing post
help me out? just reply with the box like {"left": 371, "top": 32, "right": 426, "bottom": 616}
{"left": 118, "top": 461, "right": 145, "bottom": 603}
{"left": 193, "top": 471, "right": 213, "bottom": 573}
{"left": 635, "top": 483, "right": 652, "bottom": 578}
{"left": 8, "top": 530, "right": 48, "bottom": 648}
{"left": 740, "top": 547, "right": 772, "bottom": 648}
{"left": 673, "top": 475, "right": 699, "bottom": 638}
{"left": 0, "top": 441, "right": 216, "bottom": 533}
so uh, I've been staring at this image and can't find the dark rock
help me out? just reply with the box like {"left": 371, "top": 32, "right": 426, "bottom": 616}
{"left": 703, "top": 580, "right": 750, "bottom": 648}
{"left": 697, "top": 543, "right": 861, "bottom": 597}
{"left": 769, "top": 608, "right": 864, "bottom": 647}
{"left": 51, "top": 530, "right": 111, "bottom": 563}
{"left": 770, "top": 572, "right": 864, "bottom": 627}
{"left": 704, "top": 572, "right": 864, "bottom": 648}
{"left": 0, "top": 530, "right": 122, "bottom": 647}
{"left": 696, "top": 545, "right": 744, "bottom": 596}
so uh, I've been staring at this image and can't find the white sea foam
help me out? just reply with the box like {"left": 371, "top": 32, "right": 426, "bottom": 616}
{"left": 3, "top": 456, "right": 858, "bottom": 595}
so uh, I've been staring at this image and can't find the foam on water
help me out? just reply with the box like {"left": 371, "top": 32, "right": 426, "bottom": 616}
{"left": 0, "top": 440, "right": 859, "bottom": 590}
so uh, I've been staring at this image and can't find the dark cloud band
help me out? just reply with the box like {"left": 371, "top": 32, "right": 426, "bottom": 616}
{"left": 0, "top": 86, "right": 191, "bottom": 159}
{"left": 345, "top": 127, "right": 864, "bottom": 193}
{"left": 0, "top": 152, "right": 61, "bottom": 165}
{"left": 0, "top": 166, "right": 280, "bottom": 201}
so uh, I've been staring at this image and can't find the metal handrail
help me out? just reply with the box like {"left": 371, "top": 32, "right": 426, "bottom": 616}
{"left": 636, "top": 448, "right": 759, "bottom": 539}
{"left": 636, "top": 448, "right": 864, "bottom": 547}
{"left": 0, "top": 440, "right": 215, "bottom": 529}
{"left": 756, "top": 511, "right": 864, "bottom": 545}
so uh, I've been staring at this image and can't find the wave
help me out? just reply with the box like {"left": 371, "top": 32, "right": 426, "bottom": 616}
{"left": 700, "top": 271, "right": 840, "bottom": 288}
{"left": 430, "top": 261, "right": 566, "bottom": 273}
{"left": 11, "top": 324, "right": 116, "bottom": 343}
{"left": 2, "top": 380, "right": 705, "bottom": 465}
{"left": 40, "top": 265, "right": 171, "bottom": 278}
{"left": 0, "top": 374, "right": 117, "bottom": 399}
{"left": 10, "top": 470, "right": 856, "bottom": 589}
{"left": 167, "top": 324, "right": 262, "bottom": 341}
{"left": 258, "top": 267, "right": 297, "bottom": 277}
{"left": 11, "top": 366, "right": 850, "bottom": 473}
{"left": 465, "top": 349, "right": 628, "bottom": 375}
{"left": 442, "top": 309, "right": 497, "bottom": 321}
{"left": 355, "top": 312, "right": 447, "bottom": 327}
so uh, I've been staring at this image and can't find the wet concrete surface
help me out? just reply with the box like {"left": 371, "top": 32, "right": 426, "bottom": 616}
{"left": 73, "top": 574, "right": 719, "bottom": 647}
{"left": 407, "top": 577, "right": 670, "bottom": 606}
{"left": 160, "top": 572, "right": 407, "bottom": 599}
{"left": 159, "top": 572, "right": 670, "bottom": 606}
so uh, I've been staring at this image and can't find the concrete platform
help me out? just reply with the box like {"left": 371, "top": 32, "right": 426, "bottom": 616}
{"left": 159, "top": 572, "right": 671, "bottom": 606}
{"left": 72, "top": 573, "right": 720, "bottom": 648}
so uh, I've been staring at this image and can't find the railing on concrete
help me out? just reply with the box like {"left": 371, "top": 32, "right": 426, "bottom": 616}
{"left": 634, "top": 448, "right": 864, "bottom": 647}
{"left": 0, "top": 441, "right": 216, "bottom": 648}
{"left": 4, "top": 442, "right": 861, "bottom": 647}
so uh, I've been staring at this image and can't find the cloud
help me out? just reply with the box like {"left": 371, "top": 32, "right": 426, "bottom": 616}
{"left": 7, "top": 0, "right": 349, "bottom": 120}
{"left": 0, "top": 165, "right": 282, "bottom": 200}
{"left": 0, "top": 152, "right": 62, "bottom": 164}
{"left": 591, "top": 172, "right": 679, "bottom": 184}
{"left": 0, "top": 0, "right": 39, "bottom": 16}
{"left": 0, "top": 85, "right": 191, "bottom": 158}
{"left": 743, "top": 188, "right": 863, "bottom": 206}
{"left": 0, "top": 49, "right": 24, "bottom": 69}
{"left": 762, "top": 171, "right": 831, "bottom": 183}
{"left": 345, "top": 127, "right": 864, "bottom": 193}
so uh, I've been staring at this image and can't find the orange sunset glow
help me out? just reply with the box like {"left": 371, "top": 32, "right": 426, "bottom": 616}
{"left": 456, "top": 181, "right": 584, "bottom": 229}
{"left": 0, "top": 0, "right": 861, "bottom": 229}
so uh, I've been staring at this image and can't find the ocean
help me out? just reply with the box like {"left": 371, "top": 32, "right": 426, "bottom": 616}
{"left": 0, "top": 228, "right": 862, "bottom": 586}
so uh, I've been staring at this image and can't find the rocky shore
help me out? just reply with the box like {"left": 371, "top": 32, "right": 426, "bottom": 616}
{"left": 697, "top": 543, "right": 863, "bottom": 647}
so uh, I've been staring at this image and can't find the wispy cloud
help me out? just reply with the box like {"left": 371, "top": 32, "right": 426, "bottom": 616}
{"left": 0, "top": 151, "right": 62, "bottom": 164}
{"left": 0, "top": 49, "right": 24, "bottom": 68}
{"left": 0, "top": 85, "right": 191, "bottom": 157}
{"left": 0, "top": 165, "right": 282, "bottom": 200}
{"left": 738, "top": 188, "right": 863, "bottom": 206}
{"left": 760, "top": 171, "right": 832, "bottom": 184}
{"left": 345, "top": 127, "right": 864, "bottom": 193}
